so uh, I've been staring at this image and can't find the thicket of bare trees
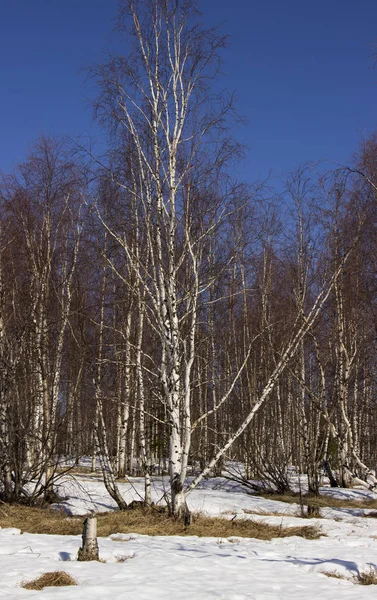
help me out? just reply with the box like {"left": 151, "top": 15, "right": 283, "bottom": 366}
{"left": 1, "top": 0, "right": 377, "bottom": 515}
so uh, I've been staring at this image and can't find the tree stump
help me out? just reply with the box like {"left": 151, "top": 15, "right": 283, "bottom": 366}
{"left": 77, "top": 517, "right": 99, "bottom": 561}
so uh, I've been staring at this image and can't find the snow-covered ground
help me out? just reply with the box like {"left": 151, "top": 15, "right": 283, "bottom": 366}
{"left": 2, "top": 473, "right": 377, "bottom": 599}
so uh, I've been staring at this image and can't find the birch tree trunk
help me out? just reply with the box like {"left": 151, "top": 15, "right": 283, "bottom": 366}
{"left": 93, "top": 233, "right": 128, "bottom": 510}
{"left": 78, "top": 517, "right": 99, "bottom": 562}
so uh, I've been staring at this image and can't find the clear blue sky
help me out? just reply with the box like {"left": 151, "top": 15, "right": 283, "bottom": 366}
{"left": 1, "top": 0, "right": 376, "bottom": 184}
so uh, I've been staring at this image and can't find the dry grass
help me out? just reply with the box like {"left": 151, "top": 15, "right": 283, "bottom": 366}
{"left": 0, "top": 503, "right": 320, "bottom": 540}
{"left": 22, "top": 571, "right": 77, "bottom": 590}
{"left": 321, "top": 569, "right": 346, "bottom": 580}
{"left": 260, "top": 492, "right": 377, "bottom": 511}
{"left": 0, "top": 504, "right": 83, "bottom": 535}
{"left": 115, "top": 552, "right": 135, "bottom": 562}
{"left": 56, "top": 466, "right": 139, "bottom": 481}
{"left": 56, "top": 466, "right": 102, "bottom": 479}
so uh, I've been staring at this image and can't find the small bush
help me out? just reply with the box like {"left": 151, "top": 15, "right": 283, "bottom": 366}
{"left": 354, "top": 568, "right": 377, "bottom": 585}
{"left": 22, "top": 571, "right": 77, "bottom": 590}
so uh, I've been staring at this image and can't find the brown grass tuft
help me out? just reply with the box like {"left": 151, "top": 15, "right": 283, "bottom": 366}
{"left": 321, "top": 569, "right": 346, "bottom": 580}
{"left": 0, "top": 503, "right": 320, "bottom": 540}
{"left": 22, "top": 571, "right": 77, "bottom": 590}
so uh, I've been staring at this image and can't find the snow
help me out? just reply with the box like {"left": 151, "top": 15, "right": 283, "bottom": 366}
{"left": 3, "top": 474, "right": 377, "bottom": 598}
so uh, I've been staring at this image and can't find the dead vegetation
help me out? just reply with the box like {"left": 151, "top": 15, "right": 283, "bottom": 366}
{"left": 321, "top": 569, "right": 346, "bottom": 580}
{"left": 353, "top": 568, "right": 377, "bottom": 585}
{"left": 0, "top": 503, "right": 320, "bottom": 540}
{"left": 0, "top": 504, "right": 82, "bottom": 535}
{"left": 321, "top": 567, "right": 377, "bottom": 585}
{"left": 260, "top": 492, "right": 377, "bottom": 511}
{"left": 56, "top": 466, "right": 103, "bottom": 479}
{"left": 22, "top": 571, "right": 77, "bottom": 590}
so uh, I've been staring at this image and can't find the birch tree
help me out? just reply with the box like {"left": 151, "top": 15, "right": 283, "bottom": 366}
{"left": 93, "top": 0, "right": 243, "bottom": 517}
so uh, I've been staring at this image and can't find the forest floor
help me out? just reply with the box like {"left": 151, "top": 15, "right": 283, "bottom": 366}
{"left": 2, "top": 465, "right": 377, "bottom": 598}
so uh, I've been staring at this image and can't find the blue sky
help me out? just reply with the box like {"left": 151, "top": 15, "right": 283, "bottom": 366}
{"left": 1, "top": 0, "right": 376, "bottom": 184}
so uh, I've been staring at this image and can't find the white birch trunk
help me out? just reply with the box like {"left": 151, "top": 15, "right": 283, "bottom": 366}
{"left": 78, "top": 517, "right": 99, "bottom": 562}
